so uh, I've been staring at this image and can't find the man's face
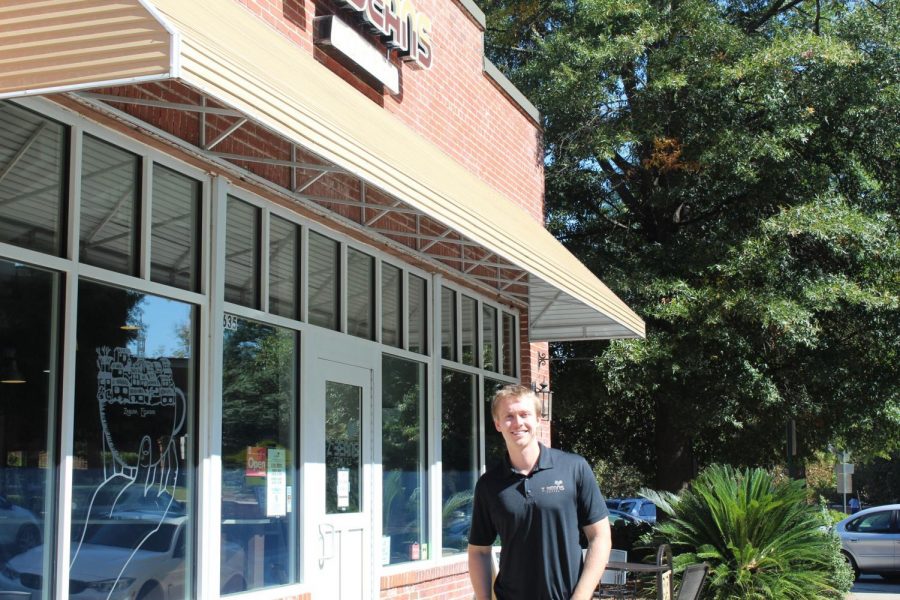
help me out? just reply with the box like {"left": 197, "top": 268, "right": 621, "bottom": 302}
{"left": 493, "top": 394, "right": 539, "bottom": 452}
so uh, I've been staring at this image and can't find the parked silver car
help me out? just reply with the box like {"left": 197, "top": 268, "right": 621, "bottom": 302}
{"left": 836, "top": 504, "right": 900, "bottom": 580}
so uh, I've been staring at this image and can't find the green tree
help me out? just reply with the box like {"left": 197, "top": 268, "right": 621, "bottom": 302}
{"left": 482, "top": 0, "right": 900, "bottom": 489}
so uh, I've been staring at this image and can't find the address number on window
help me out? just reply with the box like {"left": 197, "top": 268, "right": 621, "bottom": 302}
{"left": 223, "top": 314, "right": 240, "bottom": 331}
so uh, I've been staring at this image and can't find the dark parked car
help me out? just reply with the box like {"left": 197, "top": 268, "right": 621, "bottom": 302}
{"left": 836, "top": 504, "right": 900, "bottom": 580}
{"left": 615, "top": 498, "right": 657, "bottom": 524}
{"left": 607, "top": 509, "right": 653, "bottom": 560}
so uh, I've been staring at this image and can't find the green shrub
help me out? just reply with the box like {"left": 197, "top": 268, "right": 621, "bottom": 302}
{"left": 642, "top": 464, "right": 852, "bottom": 599}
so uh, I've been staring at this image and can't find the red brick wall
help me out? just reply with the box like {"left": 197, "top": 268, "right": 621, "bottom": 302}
{"left": 233, "top": 0, "right": 545, "bottom": 221}
{"left": 381, "top": 561, "right": 474, "bottom": 599}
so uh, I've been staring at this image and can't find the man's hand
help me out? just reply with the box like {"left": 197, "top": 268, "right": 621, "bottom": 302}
{"left": 571, "top": 517, "right": 612, "bottom": 600}
{"left": 468, "top": 544, "right": 495, "bottom": 600}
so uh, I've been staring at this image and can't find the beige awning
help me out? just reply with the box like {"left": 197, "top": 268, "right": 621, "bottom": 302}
{"left": 0, "top": 0, "right": 644, "bottom": 340}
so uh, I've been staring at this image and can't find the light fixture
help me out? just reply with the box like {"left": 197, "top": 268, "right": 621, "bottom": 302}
{"left": 1, "top": 348, "right": 26, "bottom": 384}
{"left": 533, "top": 382, "right": 553, "bottom": 421}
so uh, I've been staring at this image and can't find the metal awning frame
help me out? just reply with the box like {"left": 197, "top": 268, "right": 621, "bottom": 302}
{"left": 70, "top": 86, "right": 533, "bottom": 303}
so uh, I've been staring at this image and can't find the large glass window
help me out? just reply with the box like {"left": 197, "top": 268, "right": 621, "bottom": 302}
{"left": 441, "top": 369, "right": 478, "bottom": 555}
{"left": 151, "top": 165, "right": 201, "bottom": 292}
{"left": 407, "top": 274, "right": 427, "bottom": 355}
{"left": 71, "top": 281, "right": 196, "bottom": 599}
{"left": 381, "top": 263, "right": 402, "bottom": 348}
{"left": 0, "top": 260, "right": 59, "bottom": 598}
{"left": 269, "top": 215, "right": 299, "bottom": 319}
{"left": 347, "top": 248, "right": 374, "bottom": 340}
{"left": 483, "top": 378, "right": 508, "bottom": 470}
{"left": 381, "top": 355, "right": 427, "bottom": 565}
{"left": 225, "top": 197, "right": 260, "bottom": 308}
{"left": 221, "top": 317, "right": 297, "bottom": 593}
{"left": 80, "top": 135, "right": 140, "bottom": 275}
{"left": 502, "top": 312, "right": 517, "bottom": 377}
{"left": 461, "top": 296, "right": 477, "bottom": 367}
{"left": 482, "top": 305, "right": 497, "bottom": 372}
{"left": 0, "top": 102, "right": 66, "bottom": 256}
{"left": 308, "top": 231, "right": 340, "bottom": 331}
{"left": 440, "top": 287, "right": 456, "bottom": 361}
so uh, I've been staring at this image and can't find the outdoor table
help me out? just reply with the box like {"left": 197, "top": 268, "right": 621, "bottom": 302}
{"left": 602, "top": 558, "right": 674, "bottom": 600}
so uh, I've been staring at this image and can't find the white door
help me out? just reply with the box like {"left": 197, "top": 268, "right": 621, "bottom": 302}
{"left": 307, "top": 350, "right": 375, "bottom": 600}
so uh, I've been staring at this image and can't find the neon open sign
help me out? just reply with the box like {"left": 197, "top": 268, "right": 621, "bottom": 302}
{"left": 337, "top": 0, "right": 434, "bottom": 69}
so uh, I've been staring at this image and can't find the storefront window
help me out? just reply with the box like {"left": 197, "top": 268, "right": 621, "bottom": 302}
{"left": 440, "top": 287, "right": 456, "bottom": 361}
{"left": 502, "top": 312, "right": 517, "bottom": 377}
{"left": 482, "top": 306, "right": 497, "bottom": 372}
{"left": 347, "top": 248, "right": 374, "bottom": 340}
{"left": 483, "top": 378, "right": 507, "bottom": 470}
{"left": 308, "top": 231, "right": 340, "bottom": 331}
{"left": 151, "top": 165, "right": 201, "bottom": 292}
{"left": 80, "top": 135, "right": 140, "bottom": 275}
{"left": 225, "top": 197, "right": 260, "bottom": 308}
{"left": 0, "top": 260, "right": 59, "bottom": 597}
{"left": 441, "top": 369, "right": 477, "bottom": 555}
{"left": 381, "top": 263, "right": 402, "bottom": 348}
{"left": 381, "top": 355, "right": 427, "bottom": 565}
{"left": 71, "top": 281, "right": 196, "bottom": 599}
{"left": 269, "top": 215, "right": 299, "bottom": 319}
{"left": 221, "top": 317, "right": 297, "bottom": 593}
{"left": 461, "top": 296, "right": 477, "bottom": 367}
{"left": 407, "top": 275, "right": 427, "bottom": 355}
{"left": 0, "top": 102, "right": 66, "bottom": 256}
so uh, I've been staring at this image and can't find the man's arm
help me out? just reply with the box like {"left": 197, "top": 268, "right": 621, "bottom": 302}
{"left": 468, "top": 544, "right": 494, "bottom": 600}
{"left": 571, "top": 517, "right": 612, "bottom": 600}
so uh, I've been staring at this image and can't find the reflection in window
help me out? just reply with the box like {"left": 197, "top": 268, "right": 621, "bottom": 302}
{"left": 408, "top": 275, "right": 427, "bottom": 355}
{"left": 347, "top": 248, "right": 374, "bottom": 340}
{"left": 225, "top": 197, "right": 260, "bottom": 308}
{"left": 483, "top": 378, "right": 508, "bottom": 469}
{"left": 0, "top": 101, "right": 66, "bottom": 256}
{"left": 326, "top": 382, "right": 362, "bottom": 513}
{"left": 441, "top": 288, "right": 456, "bottom": 361}
{"left": 0, "top": 260, "right": 58, "bottom": 598}
{"left": 221, "top": 318, "right": 297, "bottom": 592}
{"left": 461, "top": 296, "right": 477, "bottom": 367}
{"left": 269, "top": 216, "right": 299, "bottom": 319}
{"left": 80, "top": 135, "right": 140, "bottom": 275}
{"left": 382, "top": 355, "right": 427, "bottom": 565}
{"left": 381, "top": 263, "right": 402, "bottom": 348}
{"left": 151, "top": 164, "right": 201, "bottom": 292}
{"left": 72, "top": 282, "right": 196, "bottom": 598}
{"left": 502, "top": 312, "right": 516, "bottom": 376}
{"left": 308, "top": 231, "right": 340, "bottom": 331}
{"left": 441, "top": 369, "right": 478, "bottom": 555}
{"left": 482, "top": 305, "right": 497, "bottom": 372}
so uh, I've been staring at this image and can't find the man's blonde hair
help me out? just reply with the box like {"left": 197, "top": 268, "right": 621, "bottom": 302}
{"left": 491, "top": 384, "right": 541, "bottom": 420}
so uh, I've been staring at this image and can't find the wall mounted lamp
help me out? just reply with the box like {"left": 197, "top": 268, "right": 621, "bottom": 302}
{"left": 533, "top": 382, "right": 553, "bottom": 421}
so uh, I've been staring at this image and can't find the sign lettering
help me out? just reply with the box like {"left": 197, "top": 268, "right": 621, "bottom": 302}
{"left": 337, "top": 0, "right": 433, "bottom": 69}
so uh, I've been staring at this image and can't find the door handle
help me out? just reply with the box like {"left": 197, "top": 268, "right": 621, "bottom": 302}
{"left": 319, "top": 523, "right": 335, "bottom": 564}
{"left": 848, "top": 538, "right": 859, "bottom": 542}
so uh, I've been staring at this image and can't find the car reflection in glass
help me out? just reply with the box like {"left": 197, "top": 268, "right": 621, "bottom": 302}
{"left": 0, "top": 516, "right": 246, "bottom": 599}
{"left": 0, "top": 495, "right": 41, "bottom": 555}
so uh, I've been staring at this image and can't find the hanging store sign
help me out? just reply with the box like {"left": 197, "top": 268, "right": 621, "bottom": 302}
{"left": 336, "top": 0, "right": 434, "bottom": 70}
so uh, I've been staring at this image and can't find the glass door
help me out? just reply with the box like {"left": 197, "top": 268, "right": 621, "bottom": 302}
{"left": 307, "top": 355, "right": 374, "bottom": 600}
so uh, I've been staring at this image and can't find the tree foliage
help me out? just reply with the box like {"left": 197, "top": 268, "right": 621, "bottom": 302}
{"left": 482, "top": 0, "right": 900, "bottom": 488}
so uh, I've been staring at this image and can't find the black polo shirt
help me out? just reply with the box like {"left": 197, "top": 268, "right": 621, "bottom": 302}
{"left": 469, "top": 443, "right": 608, "bottom": 600}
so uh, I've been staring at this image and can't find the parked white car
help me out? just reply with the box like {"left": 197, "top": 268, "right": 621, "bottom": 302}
{"left": 0, "top": 495, "right": 41, "bottom": 553}
{"left": 0, "top": 516, "right": 245, "bottom": 599}
{"left": 835, "top": 503, "right": 900, "bottom": 580}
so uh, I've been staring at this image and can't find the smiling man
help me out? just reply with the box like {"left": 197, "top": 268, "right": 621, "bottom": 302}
{"left": 468, "top": 385, "right": 612, "bottom": 600}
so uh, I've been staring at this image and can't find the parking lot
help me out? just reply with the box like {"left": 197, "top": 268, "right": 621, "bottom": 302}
{"left": 849, "top": 575, "right": 900, "bottom": 599}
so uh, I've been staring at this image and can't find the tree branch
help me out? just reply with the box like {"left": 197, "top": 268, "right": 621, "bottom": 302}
{"left": 745, "top": 0, "right": 806, "bottom": 32}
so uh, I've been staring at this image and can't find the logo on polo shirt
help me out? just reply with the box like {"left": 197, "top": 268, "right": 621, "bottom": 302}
{"left": 541, "top": 480, "right": 566, "bottom": 493}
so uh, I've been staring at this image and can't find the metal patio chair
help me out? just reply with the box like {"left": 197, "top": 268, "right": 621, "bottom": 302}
{"left": 595, "top": 548, "right": 636, "bottom": 599}
{"left": 675, "top": 563, "right": 709, "bottom": 600}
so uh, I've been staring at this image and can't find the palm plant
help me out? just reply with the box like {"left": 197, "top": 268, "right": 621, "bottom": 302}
{"left": 641, "top": 464, "right": 852, "bottom": 599}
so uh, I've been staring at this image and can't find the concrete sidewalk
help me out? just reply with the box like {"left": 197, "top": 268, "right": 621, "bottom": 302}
{"left": 848, "top": 575, "right": 900, "bottom": 599}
